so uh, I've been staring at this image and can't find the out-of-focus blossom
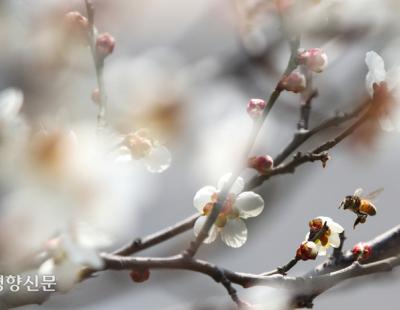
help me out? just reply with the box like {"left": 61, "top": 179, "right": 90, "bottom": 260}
{"left": 352, "top": 242, "right": 372, "bottom": 260}
{"left": 39, "top": 234, "right": 103, "bottom": 292}
{"left": 279, "top": 71, "right": 306, "bottom": 93}
{"left": 365, "top": 51, "right": 400, "bottom": 132}
{"left": 298, "top": 48, "right": 328, "bottom": 73}
{"left": 193, "top": 173, "right": 264, "bottom": 248}
{"left": 295, "top": 241, "right": 318, "bottom": 261}
{"left": 305, "top": 216, "right": 344, "bottom": 256}
{"left": 248, "top": 155, "right": 274, "bottom": 174}
{"left": 116, "top": 128, "right": 172, "bottom": 173}
{"left": 247, "top": 98, "right": 266, "bottom": 119}
{"left": 0, "top": 124, "right": 138, "bottom": 275}
{"left": 105, "top": 50, "right": 186, "bottom": 142}
{"left": 0, "top": 88, "right": 26, "bottom": 142}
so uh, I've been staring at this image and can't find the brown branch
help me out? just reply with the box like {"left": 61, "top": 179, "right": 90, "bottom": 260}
{"left": 274, "top": 100, "right": 369, "bottom": 167}
{"left": 113, "top": 213, "right": 200, "bottom": 256}
{"left": 298, "top": 68, "right": 318, "bottom": 131}
{"left": 246, "top": 101, "right": 373, "bottom": 190}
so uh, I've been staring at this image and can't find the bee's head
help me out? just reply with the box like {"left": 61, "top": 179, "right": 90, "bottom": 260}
{"left": 340, "top": 196, "right": 355, "bottom": 210}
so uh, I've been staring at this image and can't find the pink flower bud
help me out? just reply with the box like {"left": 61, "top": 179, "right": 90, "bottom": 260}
{"left": 352, "top": 242, "right": 372, "bottom": 260}
{"left": 298, "top": 48, "right": 328, "bottom": 73}
{"left": 96, "top": 33, "right": 115, "bottom": 59}
{"left": 279, "top": 71, "right": 306, "bottom": 93}
{"left": 248, "top": 155, "right": 274, "bottom": 174}
{"left": 246, "top": 99, "right": 266, "bottom": 119}
{"left": 296, "top": 241, "right": 318, "bottom": 261}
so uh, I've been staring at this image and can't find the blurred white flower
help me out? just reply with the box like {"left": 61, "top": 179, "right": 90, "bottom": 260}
{"left": 365, "top": 51, "right": 400, "bottom": 132}
{"left": 193, "top": 173, "right": 264, "bottom": 248}
{"left": 115, "top": 128, "right": 172, "bottom": 173}
{"left": 306, "top": 216, "right": 344, "bottom": 256}
{"left": 0, "top": 87, "right": 26, "bottom": 142}
{"left": 0, "top": 124, "right": 140, "bottom": 274}
{"left": 39, "top": 234, "right": 103, "bottom": 293}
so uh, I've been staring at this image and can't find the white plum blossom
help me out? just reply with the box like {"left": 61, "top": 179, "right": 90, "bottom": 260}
{"left": 365, "top": 51, "right": 400, "bottom": 131}
{"left": 116, "top": 129, "right": 172, "bottom": 173}
{"left": 0, "top": 124, "right": 139, "bottom": 277}
{"left": 193, "top": 173, "right": 264, "bottom": 248}
{"left": 306, "top": 216, "right": 344, "bottom": 256}
{"left": 39, "top": 233, "right": 103, "bottom": 292}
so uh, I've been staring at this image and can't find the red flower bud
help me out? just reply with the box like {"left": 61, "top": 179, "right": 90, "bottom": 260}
{"left": 296, "top": 241, "right": 318, "bottom": 261}
{"left": 96, "top": 33, "right": 115, "bottom": 59}
{"left": 248, "top": 155, "right": 274, "bottom": 174}
{"left": 279, "top": 71, "right": 306, "bottom": 93}
{"left": 352, "top": 242, "right": 372, "bottom": 260}
{"left": 247, "top": 99, "right": 266, "bottom": 119}
{"left": 129, "top": 268, "right": 150, "bottom": 283}
{"left": 298, "top": 48, "right": 328, "bottom": 73}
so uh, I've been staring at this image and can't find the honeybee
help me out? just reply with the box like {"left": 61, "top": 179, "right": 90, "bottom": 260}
{"left": 339, "top": 188, "right": 383, "bottom": 229}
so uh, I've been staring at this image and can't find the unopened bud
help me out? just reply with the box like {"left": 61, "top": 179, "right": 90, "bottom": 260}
{"left": 247, "top": 98, "right": 266, "bottom": 119}
{"left": 129, "top": 268, "right": 150, "bottom": 283}
{"left": 248, "top": 155, "right": 274, "bottom": 174}
{"left": 279, "top": 71, "right": 306, "bottom": 93}
{"left": 296, "top": 241, "right": 318, "bottom": 260}
{"left": 298, "top": 48, "right": 328, "bottom": 73}
{"left": 352, "top": 242, "right": 372, "bottom": 260}
{"left": 96, "top": 33, "right": 115, "bottom": 59}
{"left": 91, "top": 88, "right": 101, "bottom": 105}
{"left": 64, "top": 11, "right": 89, "bottom": 43}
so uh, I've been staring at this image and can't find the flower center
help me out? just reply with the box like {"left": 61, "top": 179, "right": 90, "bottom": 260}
{"left": 124, "top": 133, "right": 152, "bottom": 159}
{"left": 202, "top": 193, "right": 239, "bottom": 228}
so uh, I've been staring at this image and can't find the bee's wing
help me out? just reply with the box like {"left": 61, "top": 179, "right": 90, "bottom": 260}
{"left": 354, "top": 188, "right": 363, "bottom": 196}
{"left": 363, "top": 188, "right": 384, "bottom": 201}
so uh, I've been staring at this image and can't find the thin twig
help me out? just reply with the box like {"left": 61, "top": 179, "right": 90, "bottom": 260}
{"left": 113, "top": 213, "right": 200, "bottom": 256}
{"left": 85, "top": 0, "right": 107, "bottom": 126}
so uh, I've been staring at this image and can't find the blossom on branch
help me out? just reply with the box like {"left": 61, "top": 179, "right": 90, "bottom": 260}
{"left": 306, "top": 216, "right": 344, "bottom": 256}
{"left": 193, "top": 173, "right": 264, "bottom": 248}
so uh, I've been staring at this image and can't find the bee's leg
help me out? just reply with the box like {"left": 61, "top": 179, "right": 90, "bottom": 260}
{"left": 353, "top": 215, "right": 367, "bottom": 229}
{"left": 353, "top": 216, "right": 362, "bottom": 229}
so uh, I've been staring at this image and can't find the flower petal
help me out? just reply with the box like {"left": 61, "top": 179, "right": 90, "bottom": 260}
{"left": 365, "top": 51, "right": 386, "bottom": 97}
{"left": 234, "top": 191, "right": 264, "bottom": 219}
{"left": 0, "top": 88, "right": 23, "bottom": 120}
{"left": 193, "top": 216, "right": 218, "bottom": 244}
{"left": 217, "top": 173, "right": 244, "bottom": 195}
{"left": 386, "top": 67, "right": 400, "bottom": 92}
{"left": 317, "top": 245, "right": 327, "bottom": 256}
{"left": 193, "top": 186, "right": 217, "bottom": 212}
{"left": 220, "top": 218, "right": 248, "bottom": 248}
{"left": 329, "top": 233, "right": 341, "bottom": 248}
{"left": 378, "top": 116, "right": 396, "bottom": 132}
{"left": 143, "top": 145, "right": 171, "bottom": 173}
